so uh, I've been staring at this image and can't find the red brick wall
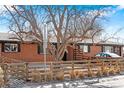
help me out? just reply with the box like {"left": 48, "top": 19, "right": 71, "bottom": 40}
{"left": 83, "top": 45, "right": 102, "bottom": 57}
{"left": 1, "top": 43, "right": 54, "bottom": 62}
{"left": 67, "top": 46, "right": 74, "bottom": 60}
{"left": 0, "top": 43, "right": 122, "bottom": 62}
{"left": 66, "top": 45, "right": 102, "bottom": 60}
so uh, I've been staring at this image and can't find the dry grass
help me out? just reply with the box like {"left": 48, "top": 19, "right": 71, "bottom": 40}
{"left": 96, "top": 70, "right": 103, "bottom": 77}
{"left": 78, "top": 71, "right": 84, "bottom": 79}
{"left": 30, "top": 70, "right": 44, "bottom": 82}
{"left": 69, "top": 70, "right": 75, "bottom": 79}
{"left": 0, "top": 67, "right": 4, "bottom": 87}
{"left": 88, "top": 69, "right": 94, "bottom": 77}
{"left": 70, "top": 70, "right": 84, "bottom": 79}
{"left": 0, "top": 67, "right": 3, "bottom": 74}
{"left": 102, "top": 67, "right": 109, "bottom": 76}
{"left": 55, "top": 71, "right": 64, "bottom": 80}
{"left": 46, "top": 72, "right": 52, "bottom": 81}
{"left": 109, "top": 66, "right": 116, "bottom": 75}
{"left": 116, "top": 67, "right": 121, "bottom": 74}
{"left": 0, "top": 78, "right": 4, "bottom": 87}
{"left": 112, "top": 65, "right": 120, "bottom": 74}
{"left": 74, "top": 70, "right": 80, "bottom": 78}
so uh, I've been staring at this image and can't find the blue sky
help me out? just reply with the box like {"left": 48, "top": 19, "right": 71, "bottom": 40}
{"left": 0, "top": 5, "right": 124, "bottom": 41}
{"left": 102, "top": 5, "right": 124, "bottom": 39}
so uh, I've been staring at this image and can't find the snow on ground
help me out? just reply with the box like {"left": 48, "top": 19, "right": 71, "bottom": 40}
{"left": 5, "top": 74, "right": 124, "bottom": 88}
{"left": 92, "top": 79, "right": 124, "bottom": 88}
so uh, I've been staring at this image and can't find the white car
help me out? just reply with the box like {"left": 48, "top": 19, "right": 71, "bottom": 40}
{"left": 95, "top": 52, "right": 121, "bottom": 58}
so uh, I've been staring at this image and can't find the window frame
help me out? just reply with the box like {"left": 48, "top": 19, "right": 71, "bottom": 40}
{"left": 38, "top": 43, "right": 44, "bottom": 54}
{"left": 3, "top": 43, "right": 19, "bottom": 53}
{"left": 102, "top": 45, "right": 114, "bottom": 53}
{"left": 79, "top": 44, "right": 90, "bottom": 53}
{"left": 38, "top": 43, "right": 50, "bottom": 54}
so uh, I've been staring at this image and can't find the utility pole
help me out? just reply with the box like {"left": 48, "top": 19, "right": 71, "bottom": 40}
{"left": 43, "top": 23, "right": 48, "bottom": 82}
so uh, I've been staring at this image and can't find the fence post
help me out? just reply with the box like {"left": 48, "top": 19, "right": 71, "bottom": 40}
{"left": 117, "top": 59, "right": 121, "bottom": 73}
{"left": 3, "top": 64, "right": 8, "bottom": 87}
{"left": 25, "top": 63, "right": 29, "bottom": 81}
{"left": 115, "top": 60, "right": 120, "bottom": 74}
{"left": 101, "top": 59, "right": 105, "bottom": 75}
{"left": 88, "top": 60, "right": 93, "bottom": 77}
{"left": 50, "top": 62, "right": 53, "bottom": 80}
{"left": 71, "top": 61, "right": 74, "bottom": 79}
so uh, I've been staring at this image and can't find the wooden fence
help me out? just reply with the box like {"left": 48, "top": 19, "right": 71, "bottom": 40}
{"left": 1, "top": 58, "right": 124, "bottom": 87}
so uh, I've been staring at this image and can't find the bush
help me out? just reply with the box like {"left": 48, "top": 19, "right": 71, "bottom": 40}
{"left": 69, "top": 70, "right": 75, "bottom": 79}
{"left": 109, "top": 66, "right": 116, "bottom": 75}
{"left": 78, "top": 71, "right": 84, "bottom": 79}
{"left": 55, "top": 71, "right": 64, "bottom": 80}
{"left": 96, "top": 70, "right": 103, "bottom": 77}
{"left": 70, "top": 70, "right": 84, "bottom": 79}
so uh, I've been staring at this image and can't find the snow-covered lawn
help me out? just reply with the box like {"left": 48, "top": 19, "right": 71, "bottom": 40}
{"left": 5, "top": 74, "right": 124, "bottom": 88}
{"left": 92, "top": 78, "right": 124, "bottom": 88}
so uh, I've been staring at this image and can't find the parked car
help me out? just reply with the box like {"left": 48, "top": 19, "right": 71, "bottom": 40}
{"left": 95, "top": 52, "right": 121, "bottom": 59}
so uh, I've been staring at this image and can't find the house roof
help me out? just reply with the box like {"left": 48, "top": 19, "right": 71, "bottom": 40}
{"left": 0, "top": 32, "right": 123, "bottom": 46}
{"left": 0, "top": 32, "right": 37, "bottom": 43}
{"left": 0, "top": 33, "right": 19, "bottom": 41}
{"left": 77, "top": 39, "right": 124, "bottom": 46}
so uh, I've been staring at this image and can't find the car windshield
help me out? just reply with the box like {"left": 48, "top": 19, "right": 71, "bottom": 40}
{"left": 96, "top": 54, "right": 100, "bottom": 57}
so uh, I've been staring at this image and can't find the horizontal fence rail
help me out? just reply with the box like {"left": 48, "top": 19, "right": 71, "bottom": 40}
{"left": 0, "top": 58, "right": 124, "bottom": 87}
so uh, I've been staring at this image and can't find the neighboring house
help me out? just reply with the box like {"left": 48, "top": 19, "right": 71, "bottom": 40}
{"left": 67, "top": 42, "right": 124, "bottom": 60}
{"left": 0, "top": 33, "right": 123, "bottom": 62}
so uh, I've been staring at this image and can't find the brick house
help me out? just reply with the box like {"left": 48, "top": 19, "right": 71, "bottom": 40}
{"left": 67, "top": 42, "right": 124, "bottom": 60}
{"left": 0, "top": 33, "right": 123, "bottom": 62}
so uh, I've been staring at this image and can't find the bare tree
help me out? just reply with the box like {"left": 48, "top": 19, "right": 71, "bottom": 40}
{"left": 4, "top": 5, "right": 107, "bottom": 61}
{"left": 4, "top": 5, "right": 45, "bottom": 42}
{"left": 93, "top": 27, "right": 124, "bottom": 44}
{"left": 44, "top": 6, "right": 106, "bottom": 60}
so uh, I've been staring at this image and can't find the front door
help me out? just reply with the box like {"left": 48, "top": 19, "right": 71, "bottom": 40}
{"left": 62, "top": 52, "right": 67, "bottom": 61}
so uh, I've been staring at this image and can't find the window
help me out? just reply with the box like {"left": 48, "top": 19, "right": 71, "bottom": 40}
{"left": 102, "top": 46, "right": 113, "bottom": 52}
{"left": 114, "top": 47, "right": 119, "bottom": 53}
{"left": 4, "top": 43, "right": 19, "bottom": 52}
{"left": 114, "top": 46, "right": 120, "bottom": 55}
{"left": 122, "top": 47, "right": 124, "bottom": 57}
{"left": 38, "top": 43, "right": 44, "bottom": 54}
{"left": 80, "top": 45, "right": 90, "bottom": 53}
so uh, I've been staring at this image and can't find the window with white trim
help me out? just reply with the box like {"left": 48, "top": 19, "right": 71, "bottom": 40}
{"left": 102, "top": 46, "right": 113, "bottom": 53}
{"left": 4, "top": 43, "right": 18, "bottom": 52}
{"left": 80, "top": 45, "right": 90, "bottom": 53}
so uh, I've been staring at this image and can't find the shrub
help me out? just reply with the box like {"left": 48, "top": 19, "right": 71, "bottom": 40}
{"left": 55, "top": 71, "right": 64, "bottom": 80}
{"left": 69, "top": 70, "right": 75, "bottom": 79}
{"left": 109, "top": 66, "right": 115, "bottom": 75}
{"left": 88, "top": 69, "right": 94, "bottom": 77}
{"left": 96, "top": 70, "right": 103, "bottom": 77}
{"left": 70, "top": 70, "right": 84, "bottom": 79}
{"left": 78, "top": 71, "right": 84, "bottom": 79}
